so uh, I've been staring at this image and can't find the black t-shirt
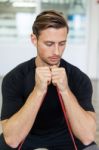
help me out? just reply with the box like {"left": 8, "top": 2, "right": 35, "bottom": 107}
{"left": 1, "top": 58, "right": 95, "bottom": 149}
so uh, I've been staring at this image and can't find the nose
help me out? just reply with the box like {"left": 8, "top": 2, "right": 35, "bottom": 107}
{"left": 54, "top": 44, "right": 59, "bottom": 55}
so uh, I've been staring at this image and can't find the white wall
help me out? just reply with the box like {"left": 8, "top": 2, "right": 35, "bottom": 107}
{"left": 63, "top": 44, "right": 87, "bottom": 73}
{"left": 87, "top": 0, "right": 99, "bottom": 79}
{"left": 0, "top": 37, "right": 37, "bottom": 76}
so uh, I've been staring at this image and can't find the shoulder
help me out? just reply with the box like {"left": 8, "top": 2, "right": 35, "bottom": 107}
{"left": 61, "top": 59, "right": 94, "bottom": 111}
{"left": 60, "top": 59, "right": 92, "bottom": 90}
{"left": 2, "top": 58, "right": 35, "bottom": 88}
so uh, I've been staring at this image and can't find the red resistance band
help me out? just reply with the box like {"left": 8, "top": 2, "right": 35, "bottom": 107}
{"left": 56, "top": 87, "right": 78, "bottom": 150}
{"left": 18, "top": 87, "right": 78, "bottom": 150}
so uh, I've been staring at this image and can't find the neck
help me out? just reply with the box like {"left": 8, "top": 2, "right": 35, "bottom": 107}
{"left": 35, "top": 57, "right": 48, "bottom": 67}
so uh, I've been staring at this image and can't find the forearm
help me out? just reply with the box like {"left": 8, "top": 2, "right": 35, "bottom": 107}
{"left": 1, "top": 87, "right": 46, "bottom": 148}
{"left": 60, "top": 88, "right": 96, "bottom": 145}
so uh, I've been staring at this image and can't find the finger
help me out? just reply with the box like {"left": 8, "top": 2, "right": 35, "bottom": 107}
{"left": 38, "top": 71, "right": 51, "bottom": 75}
{"left": 37, "top": 69, "right": 51, "bottom": 74}
{"left": 37, "top": 67, "right": 51, "bottom": 71}
{"left": 51, "top": 67, "right": 65, "bottom": 72}
{"left": 52, "top": 76, "right": 59, "bottom": 81}
{"left": 37, "top": 66, "right": 50, "bottom": 69}
{"left": 51, "top": 69, "right": 60, "bottom": 75}
{"left": 51, "top": 72, "right": 58, "bottom": 77}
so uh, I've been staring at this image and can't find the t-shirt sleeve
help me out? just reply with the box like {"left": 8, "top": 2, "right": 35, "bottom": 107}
{"left": 1, "top": 73, "right": 24, "bottom": 120}
{"left": 72, "top": 68, "right": 95, "bottom": 112}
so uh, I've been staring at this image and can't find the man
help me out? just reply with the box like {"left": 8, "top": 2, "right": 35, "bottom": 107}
{"left": 0, "top": 10, "right": 96, "bottom": 150}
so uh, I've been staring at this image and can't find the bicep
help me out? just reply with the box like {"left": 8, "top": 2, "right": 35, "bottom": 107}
{"left": 1, "top": 75, "right": 24, "bottom": 120}
{"left": 75, "top": 74, "right": 94, "bottom": 112}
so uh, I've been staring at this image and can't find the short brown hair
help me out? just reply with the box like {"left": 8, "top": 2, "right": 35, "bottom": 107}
{"left": 32, "top": 10, "right": 69, "bottom": 38}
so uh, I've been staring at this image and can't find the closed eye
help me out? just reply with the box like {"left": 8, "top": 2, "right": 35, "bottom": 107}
{"left": 44, "top": 42, "right": 54, "bottom": 47}
{"left": 59, "top": 41, "right": 66, "bottom": 46}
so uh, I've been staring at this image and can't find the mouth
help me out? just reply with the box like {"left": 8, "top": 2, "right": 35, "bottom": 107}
{"left": 49, "top": 56, "right": 60, "bottom": 60}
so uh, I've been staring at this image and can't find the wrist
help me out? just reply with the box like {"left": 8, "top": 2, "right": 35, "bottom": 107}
{"left": 33, "top": 86, "right": 47, "bottom": 96}
{"left": 29, "top": 87, "right": 47, "bottom": 105}
{"left": 59, "top": 87, "right": 70, "bottom": 95}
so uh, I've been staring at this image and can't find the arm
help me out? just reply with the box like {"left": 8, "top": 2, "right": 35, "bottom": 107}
{"left": 60, "top": 88, "right": 96, "bottom": 145}
{"left": 1, "top": 67, "right": 51, "bottom": 148}
{"left": 1, "top": 88, "right": 45, "bottom": 148}
{"left": 51, "top": 66, "right": 96, "bottom": 145}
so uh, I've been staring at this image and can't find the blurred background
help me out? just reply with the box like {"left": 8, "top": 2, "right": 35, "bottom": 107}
{"left": 0, "top": 0, "right": 99, "bottom": 145}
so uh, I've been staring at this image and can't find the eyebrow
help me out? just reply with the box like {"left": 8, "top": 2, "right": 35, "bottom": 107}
{"left": 59, "top": 40, "right": 67, "bottom": 43}
{"left": 44, "top": 40, "right": 67, "bottom": 43}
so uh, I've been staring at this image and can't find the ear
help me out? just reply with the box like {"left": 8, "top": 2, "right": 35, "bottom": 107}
{"left": 31, "top": 33, "right": 37, "bottom": 47}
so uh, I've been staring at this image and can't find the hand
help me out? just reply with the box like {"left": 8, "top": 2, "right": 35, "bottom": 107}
{"left": 51, "top": 66, "right": 69, "bottom": 92}
{"left": 35, "top": 67, "right": 51, "bottom": 94}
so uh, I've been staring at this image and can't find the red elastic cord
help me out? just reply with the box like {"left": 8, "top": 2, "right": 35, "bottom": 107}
{"left": 18, "top": 140, "right": 25, "bottom": 150}
{"left": 56, "top": 87, "right": 78, "bottom": 150}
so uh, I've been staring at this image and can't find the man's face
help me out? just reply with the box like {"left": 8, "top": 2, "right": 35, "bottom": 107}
{"left": 32, "top": 27, "right": 68, "bottom": 67}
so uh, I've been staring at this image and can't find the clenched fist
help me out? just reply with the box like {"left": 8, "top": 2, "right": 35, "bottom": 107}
{"left": 51, "top": 66, "right": 69, "bottom": 92}
{"left": 35, "top": 66, "right": 69, "bottom": 94}
{"left": 35, "top": 67, "right": 52, "bottom": 94}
